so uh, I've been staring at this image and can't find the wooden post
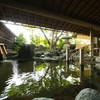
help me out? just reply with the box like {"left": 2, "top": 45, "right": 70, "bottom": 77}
{"left": 96, "top": 37, "right": 99, "bottom": 56}
{"left": 99, "top": 38, "right": 100, "bottom": 56}
{"left": 99, "top": 49, "right": 100, "bottom": 56}
{"left": 89, "top": 28, "right": 95, "bottom": 77}
{"left": 90, "top": 28, "right": 94, "bottom": 56}
{"left": 64, "top": 61, "right": 69, "bottom": 78}
{"left": 66, "top": 49, "right": 69, "bottom": 61}
{"left": 79, "top": 48, "right": 84, "bottom": 82}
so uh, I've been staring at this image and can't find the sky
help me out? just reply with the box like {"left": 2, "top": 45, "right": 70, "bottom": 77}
{"left": 5, "top": 24, "right": 31, "bottom": 36}
{"left": 5, "top": 23, "right": 43, "bottom": 43}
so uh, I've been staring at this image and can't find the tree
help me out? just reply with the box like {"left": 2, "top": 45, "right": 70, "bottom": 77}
{"left": 13, "top": 33, "right": 26, "bottom": 51}
{"left": 15, "top": 33, "right": 26, "bottom": 44}
{"left": 40, "top": 27, "right": 64, "bottom": 51}
{"left": 24, "top": 25, "right": 77, "bottom": 51}
{"left": 30, "top": 34, "right": 40, "bottom": 45}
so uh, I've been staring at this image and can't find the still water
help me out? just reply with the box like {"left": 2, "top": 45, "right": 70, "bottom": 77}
{"left": 0, "top": 60, "right": 90, "bottom": 99}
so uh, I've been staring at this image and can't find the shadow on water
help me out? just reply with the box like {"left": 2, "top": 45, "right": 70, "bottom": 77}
{"left": 0, "top": 60, "right": 99, "bottom": 100}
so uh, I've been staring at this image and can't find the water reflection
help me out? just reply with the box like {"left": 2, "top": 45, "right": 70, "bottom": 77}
{"left": 0, "top": 60, "right": 80, "bottom": 99}
{"left": 0, "top": 60, "right": 13, "bottom": 94}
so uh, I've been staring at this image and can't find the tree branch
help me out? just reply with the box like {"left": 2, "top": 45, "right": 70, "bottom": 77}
{"left": 39, "top": 27, "right": 50, "bottom": 45}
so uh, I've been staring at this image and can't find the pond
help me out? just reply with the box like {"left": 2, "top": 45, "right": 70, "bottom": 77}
{"left": 0, "top": 60, "right": 98, "bottom": 100}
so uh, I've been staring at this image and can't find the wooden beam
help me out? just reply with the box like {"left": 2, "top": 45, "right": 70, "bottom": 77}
{"left": 90, "top": 27, "right": 94, "bottom": 56}
{"left": 27, "top": 12, "right": 29, "bottom": 26}
{"left": 0, "top": 1, "right": 100, "bottom": 31}
{"left": 46, "top": 17, "right": 50, "bottom": 27}
{"left": 81, "top": 1, "right": 99, "bottom": 20}
{"left": 40, "top": 16, "right": 43, "bottom": 27}
{"left": 19, "top": 10, "right": 22, "bottom": 24}
{"left": 0, "top": 5, "right": 7, "bottom": 21}
{"left": 9, "top": 7, "right": 15, "bottom": 23}
{"left": 59, "top": 0, "right": 66, "bottom": 12}
{"left": 35, "top": 14, "right": 37, "bottom": 26}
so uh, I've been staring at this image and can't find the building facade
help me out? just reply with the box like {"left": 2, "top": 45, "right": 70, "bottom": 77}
{"left": 0, "top": 22, "right": 16, "bottom": 50}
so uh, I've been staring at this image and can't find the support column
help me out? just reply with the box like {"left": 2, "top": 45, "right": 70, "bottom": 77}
{"left": 90, "top": 28, "right": 94, "bottom": 56}
{"left": 98, "top": 38, "right": 100, "bottom": 56}
{"left": 94, "top": 37, "right": 99, "bottom": 56}
{"left": 64, "top": 61, "right": 69, "bottom": 78}
{"left": 79, "top": 48, "right": 84, "bottom": 82}
{"left": 90, "top": 28, "right": 95, "bottom": 77}
{"left": 66, "top": 49, "right": 69, "bottom": 61}
{"left": 99, "top": 49, "right": 100, "bottom": 56}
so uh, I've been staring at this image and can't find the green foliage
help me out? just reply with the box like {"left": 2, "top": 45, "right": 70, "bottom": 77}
{"left": 13, "top": 44, "right": 20, "bottom": 52}
{"left": 36, "top": 63, "right": 47, "bottom": 71}
{"left": 30, "top": 34, "right": 49, "bottom": 50}
{"left": 84, "top": 46, "right": 89, "bottom": 52}
{"left": 69, "top": 38, "right": 76, "bottom": 44}
{"left": 13, "top": 33, "right": 26, "bottom": 51}
{"left": 41, "top": 39, "right": 49, "bottom": 50}
{"left": 30, "top": 34, "right": 40, "bottom": 45}
{"left": 56, "top": 39, "right": 64, "bottom": 49}
{"left": 15, "top": 33, "right": 26, "bottom": 44}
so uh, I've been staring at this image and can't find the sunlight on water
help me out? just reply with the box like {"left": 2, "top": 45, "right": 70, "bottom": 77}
{"left": 4, "top": 61, "right": 22, "bottom": 89}
{"left": 6, "top": 61, "right": 48, "bottom": 86}
{"left": 0, "top": 60, "right": 81, "bottom": 99}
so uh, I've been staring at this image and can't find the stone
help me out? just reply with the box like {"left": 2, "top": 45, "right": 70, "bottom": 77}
{"left": 63, "top": 44, "right": 70, "bottom": 51}
{"left": 75, "top": 88, "right": 100, "bottom": 100}
{"left": 32, "top": 97, "right": 54, "bottom": 100}
{"left": 18, "top": 44, "right": 35, "bottom": 59}
{"left": 94, "top": 64, "right": 100, "bottom": 75}
{"left": 35, "top": 45, "right": 46, "bottom": 51}
{"left": 94, "top": 64, "right": 100, "bottom": 70}
{"left": 44, "top": 52, "right": 52, "bottom": 57}
{"left": 95, "top": 57, "right": 100, "bottom": 62}
{"left": 35, "top": 52, "right": 44, "bottom": 57}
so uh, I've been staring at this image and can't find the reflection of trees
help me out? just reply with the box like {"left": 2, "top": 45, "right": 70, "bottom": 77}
{"left": 1, "top": 62, "right": 76, "bottom": 98}
{"left": 37, "top": 62, "right": 70, "bottom": 90}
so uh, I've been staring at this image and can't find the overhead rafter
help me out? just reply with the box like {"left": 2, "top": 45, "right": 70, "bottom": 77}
{"left": 81, "top": 1, "right": 99, "bottom": 20}
{"left": 19, "top": 10, "right": 22, "bottom": 24}
{"left": 0, "top": 1, "right": 100, "bottom": 31}
{"left": 9, "top": 7, "right": 15, "bottom": 23}
{"left": 59, "top": 0, "right": 66, "bottom": 12}
{"left": 64, "top": 0, "right": 74, "bottom": 14}
{"left": 70, "top": 0, "right": 81, "bottom": 16}
{"left": 76, "top": 1, "right": 90, "bottom": 18}
{"left": 27, "top": 12, "right": 29, "bottom": 26}
{"left": 0, "top": 6, "right": 7, "bottom": 21}
{"left": 0, "top": 0, "right": 100, "bottom": 37}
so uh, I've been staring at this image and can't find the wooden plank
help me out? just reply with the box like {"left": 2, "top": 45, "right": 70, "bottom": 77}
{"left": 0, "top": 44, "right": 7, "bottom": 57}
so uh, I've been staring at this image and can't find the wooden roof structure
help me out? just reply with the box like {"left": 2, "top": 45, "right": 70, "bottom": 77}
{"left": 0, "top": 0, "right": 100, "bottom": 37}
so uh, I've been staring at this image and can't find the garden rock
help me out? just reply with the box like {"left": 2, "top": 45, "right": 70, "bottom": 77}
{"left": 75, "top": 88, "right": 100, "bottom": 100}
{"left": 35, "top": 52, "right": 44, "bottom": 57}
{"left": 32, "top": 97, "right": 54, "bottom": 100}
{"left": 44, "top": 52, "right": 52, "bottom": 57}
{"left": 95, "top": 57, "right": 100, "bottom": 62}
{"left": 18, "top": 44, "right": 35, "bottom": 59}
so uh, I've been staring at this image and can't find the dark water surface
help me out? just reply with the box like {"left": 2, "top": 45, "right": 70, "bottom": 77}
{"left": 0, "top": 60, "right": 93, "bottom": 99}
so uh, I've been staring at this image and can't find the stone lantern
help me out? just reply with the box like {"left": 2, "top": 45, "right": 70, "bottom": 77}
{"left": 62, "top": 34, "right": 72, "bottom": 61}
